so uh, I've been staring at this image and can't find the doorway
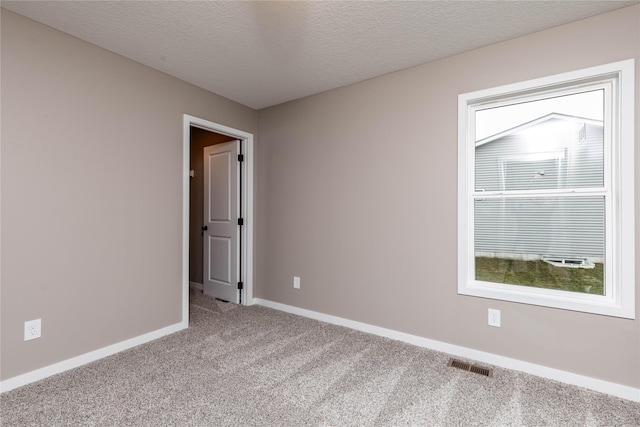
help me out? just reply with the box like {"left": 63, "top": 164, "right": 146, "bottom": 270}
{"left": 182, "top": 115, "right": 254, "bottom": 325}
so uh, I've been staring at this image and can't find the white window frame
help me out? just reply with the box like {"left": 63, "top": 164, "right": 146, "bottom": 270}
{"left": 458, "top": 59, "right": 635, "bottom": 319}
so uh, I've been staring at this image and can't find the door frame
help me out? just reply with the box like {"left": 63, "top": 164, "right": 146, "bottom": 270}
{"left": 182, "top": 114, "right": 254, "bottom": 324}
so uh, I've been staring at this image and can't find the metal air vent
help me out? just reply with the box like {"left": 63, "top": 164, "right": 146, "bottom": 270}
{"left": 448, "top": 358, "right": 494, "bottom": 377}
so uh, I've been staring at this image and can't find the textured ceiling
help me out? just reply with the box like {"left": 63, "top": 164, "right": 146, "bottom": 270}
{"left": 2, "top": 1, "right": 638, "bottom": 109}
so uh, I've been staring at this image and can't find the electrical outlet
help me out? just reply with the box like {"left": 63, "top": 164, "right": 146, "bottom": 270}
{"left": 293, "top": 276, "right": 301, "bottom": 289}
{"left": 488, "top": 309, "right": 501, "bottom": 327}
{"left": 24, "top": 319, "right": 42, "bottom": 341}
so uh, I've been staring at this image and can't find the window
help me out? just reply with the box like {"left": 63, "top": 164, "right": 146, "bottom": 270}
{"left": 458, "top": 60, "right": 635, "bottom": 318}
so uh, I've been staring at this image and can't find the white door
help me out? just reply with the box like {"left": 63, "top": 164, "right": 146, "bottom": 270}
{"left": 203, "top": 140, "right": 239, "bottom": 303}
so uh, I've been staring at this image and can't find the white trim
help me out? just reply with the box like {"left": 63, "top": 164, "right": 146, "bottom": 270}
{"left": 182, "top": 114, "right": 255, "bottom": 314}
{"left": 463, "top": 59, "right": 633, "bottom": 107}
{"left": 0, "top": 322, "right": 186, "bottom": 393}
{"left": 244, "top": 138, "right": 255, "bottom": 305}
{"left": 183, "top": 118, "right": 190, "bottom": 325}
{"left": 189, "top": 281, "right": 203, "bottom": 291}
{"left": 254, "top": 298, "right": 640, "bottom": 402}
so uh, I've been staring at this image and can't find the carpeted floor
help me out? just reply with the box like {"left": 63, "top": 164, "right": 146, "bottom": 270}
{"left": 1, "top": 290, "right": 639, "bottom": 426}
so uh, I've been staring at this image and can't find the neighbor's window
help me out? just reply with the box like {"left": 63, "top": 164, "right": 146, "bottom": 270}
{"left": 458, "top": 60, "right": 635, "bottom": 318}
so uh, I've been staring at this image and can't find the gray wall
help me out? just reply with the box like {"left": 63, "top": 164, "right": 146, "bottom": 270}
{"left": 1, "top": 10, "right": 257, "bottom": 380}
{"left": 256, "top": 5, "right": 640, "bottom": 388}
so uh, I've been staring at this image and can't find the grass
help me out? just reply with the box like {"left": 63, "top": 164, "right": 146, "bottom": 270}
{"left": 475, "top": 257, "right": 604, "bottom": 295}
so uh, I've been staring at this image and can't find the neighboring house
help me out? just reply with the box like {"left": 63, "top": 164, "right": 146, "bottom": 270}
{"left": 474, "top": 113, "right": 605, "bottom": 264}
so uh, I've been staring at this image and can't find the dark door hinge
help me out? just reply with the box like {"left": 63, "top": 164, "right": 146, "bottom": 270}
{"left": 237, "top": 281, "right": 244, "bottom": 290}
{"left": 238, "top": 154, "right": 244, "bottom": 162}
{"left": 238, "top": 218, "right": 244, "bottom": 226}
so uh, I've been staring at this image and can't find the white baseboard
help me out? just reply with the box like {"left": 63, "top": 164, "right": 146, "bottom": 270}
{"left": 189, "top": 281, "right": 203, "bottom": 290}
{"left": 0, "top": 321, "right": 187, "bottom": 393}
{"left": 254, "top": 298, "right": 640, "bottom": 403}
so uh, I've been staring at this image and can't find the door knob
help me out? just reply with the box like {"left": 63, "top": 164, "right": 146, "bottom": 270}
{"left": 201, "top": 225, "right": 208, "bottom": 231}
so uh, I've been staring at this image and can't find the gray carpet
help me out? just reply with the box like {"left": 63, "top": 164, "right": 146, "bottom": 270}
{"left": 1, "top": 290, "right": 639, "bottom": 426}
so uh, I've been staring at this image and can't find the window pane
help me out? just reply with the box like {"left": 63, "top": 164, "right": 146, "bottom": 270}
{"left": 474, "top": 196, "right": 604, "bottom": 294}
{"left": 475, "top": 91, "right": 604, "bottom": 192}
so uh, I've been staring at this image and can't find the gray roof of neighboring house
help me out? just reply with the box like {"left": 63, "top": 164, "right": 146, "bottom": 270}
{"left": 476, "top": 113, "right": 604, "bottom": 147}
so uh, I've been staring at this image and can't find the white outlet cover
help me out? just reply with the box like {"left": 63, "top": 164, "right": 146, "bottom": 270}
{"left": 24, "top": 319, "right": 42, "bottom": 341}
{"left": 293, "top": 276, "right": 301, "bottom": 289}
{"left": 488, "top": 309, "right": 501, "bottom": 327}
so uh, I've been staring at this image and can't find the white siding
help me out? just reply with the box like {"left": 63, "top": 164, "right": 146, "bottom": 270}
{"left": 474, "top": 118, "right": 605, "bottom": 261}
